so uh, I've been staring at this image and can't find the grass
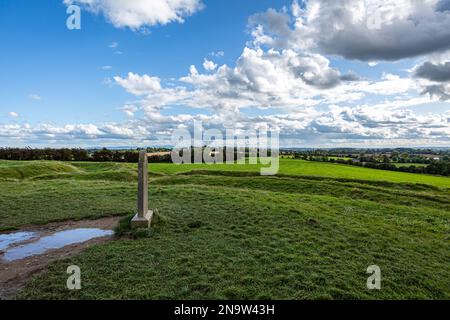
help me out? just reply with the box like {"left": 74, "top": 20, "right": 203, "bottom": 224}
{"left": 392, "top": 163, "right": 428, "bottom": 168}
{"left": 328, "top": 156, "right": 353, "bottom": 161}
{"left": 0, "top": 159, "right": 448, "bottom": 299}
{"left": 0, "top": 160, "right": 81, "bottom": 180}
{"left": 0, "top": 179, "right": 136, "bottom": 230}
{"left": 1, "top": 158, "right": 448, "bottom": 187}
{"left": 148, "top": 159, "right": 450, "bottom": 188}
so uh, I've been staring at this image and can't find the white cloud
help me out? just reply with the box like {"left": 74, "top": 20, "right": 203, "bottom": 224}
{"left": 108, "top": 41, "right": 118, "bottom": 48}
{"left": 64, "top": 0, "right": 204, "bottom": 30}
{"left": 114, "top": 72, "right": 162, "bottom": 96}
{"left": 203, "top": 59, "right": 217, "bottom": 71}
{"left": 122, "top": 104, "right": 138, "bottom": 117}
{"left": 114, "top": 47, "right": 412, "bottom": 115}
{"left": 8, "top": 112, "right": 19, "bottom": 118}
{"left": 353, "top": 73, "right": 415, "bottom": 96}
{"left": 28, "top": 94, "right": 41, "bottom": 101}
{"left": 1, "top": 101, "right": 449, "bottom": 146}
{"left": 101, "top": 65, "right": 113, "bottom": 70}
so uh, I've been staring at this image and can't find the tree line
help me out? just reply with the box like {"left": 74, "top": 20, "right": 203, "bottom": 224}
{"left": 290, "top": 154, "right": 450, "bottom": 176}
{"left": 0, "top": 148, "right": 171, "bottom": 163}
{"left": 0, "top": 147, "right": 247, "bottom": 164}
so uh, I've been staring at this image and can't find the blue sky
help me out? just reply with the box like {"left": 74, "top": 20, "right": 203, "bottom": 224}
{"left": 0, "top": 0, "right": 449, "bottom": 147}
{"left": 0, "top": 0, "right": 290, "bottom": 124}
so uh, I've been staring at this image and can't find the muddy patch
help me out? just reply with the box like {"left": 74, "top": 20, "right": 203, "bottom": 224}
{"left": 0, "top": 216, "right": 121, "bottom": 300}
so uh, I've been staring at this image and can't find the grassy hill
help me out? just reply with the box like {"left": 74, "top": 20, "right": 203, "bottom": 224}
{"left": 0, "top": 159, "right": 448, "bottom": 299}
{"left": 1, "top": 159, "right": 449, "bottom": 188}
{"left": 148, "top": 159, "right": 450, "bottom": 188}
{"left": 0, "top": 160, "right": 81, "bottom": 180}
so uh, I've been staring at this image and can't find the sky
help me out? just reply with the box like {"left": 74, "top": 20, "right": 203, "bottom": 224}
{"left": 0, "top": 0, "right": 449, "bottom": 148}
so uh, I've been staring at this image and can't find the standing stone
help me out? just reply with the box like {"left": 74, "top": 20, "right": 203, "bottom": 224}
{"left": 131, "top": 150, "right": 153, "bottom": 228}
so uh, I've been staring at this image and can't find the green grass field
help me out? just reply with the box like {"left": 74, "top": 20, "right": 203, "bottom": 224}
{"left": 0, "top": 159, "right": 449, "bottom": 299}
{"left": 392, "top": 163, "right": 428, "bottom": 168}
{"left": 1, "top": 159, "right": 448, "bottom": 187}
{"left": 148, "top": 159, "right": 450, "bottom": 187}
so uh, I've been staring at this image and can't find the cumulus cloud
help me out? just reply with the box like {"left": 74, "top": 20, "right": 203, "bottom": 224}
{"left": 105, "top": 39, "right": 445, "bottom": 146}
{"left": 114, "top": 72, "right": 162, "bottom": 96}
{"left": 249, "top": 0, "right": 450, "bottom": 61}
{"left": 122, "top": 104, "right": 138, "bottom": 117}
{"left": 114, "top": 72, "right": 191, "bottom": 109}
{"left": 8, "top": 112, "right": 19, "bottom": 118}
{"left": 114, "top": 47, "right": 411, "bottom": 116}
{"left": 203, "top": 59, "right": 217, "bottom": 71}
{"left": 63, "top": 0, "right": 204, "bottom": 30}
{"left": 104, "top": 56, "right": 446, "bottom": 146}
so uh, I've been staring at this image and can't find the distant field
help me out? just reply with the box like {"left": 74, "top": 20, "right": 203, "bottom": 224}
{"left": 0, "top": 159, "right": 449, "bottom": 299}
{"left": 328, "top": 156, "right": 353, "bottom": 161}
{"left": 148, "top": 159, "right": 450, "bottom": 188}
{"left": 392, "top": 163, "right": 428, "bottom": 168}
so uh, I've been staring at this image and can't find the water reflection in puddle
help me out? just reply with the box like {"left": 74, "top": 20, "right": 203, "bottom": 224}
{"left": 0, "top": 231, "right": 38, "bottom": 251}
{"left": 1, "top": 228, "right": 114, "bottom": 262}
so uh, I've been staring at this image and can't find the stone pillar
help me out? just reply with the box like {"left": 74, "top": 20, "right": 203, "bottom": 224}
{"left": 131, "top": 150, "right": 153, "bottom": 228}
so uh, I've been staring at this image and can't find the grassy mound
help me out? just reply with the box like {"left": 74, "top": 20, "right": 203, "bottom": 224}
{"left": 0, "top": 160, "right": 81, "bottom": 180}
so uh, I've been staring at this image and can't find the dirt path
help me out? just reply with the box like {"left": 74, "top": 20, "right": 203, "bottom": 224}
{"left": 0, "top": 216, "right": 121, "bottom": 300}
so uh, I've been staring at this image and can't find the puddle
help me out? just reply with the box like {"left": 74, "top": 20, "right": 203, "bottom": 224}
{"left": 0, "top": 217, "right": 120, "bottom": 299}
{"left": 0, "top": 232, "right": 38, "bottom": 251}
{"left": 1, "top": 228, "right": 114, "bottom": 262}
